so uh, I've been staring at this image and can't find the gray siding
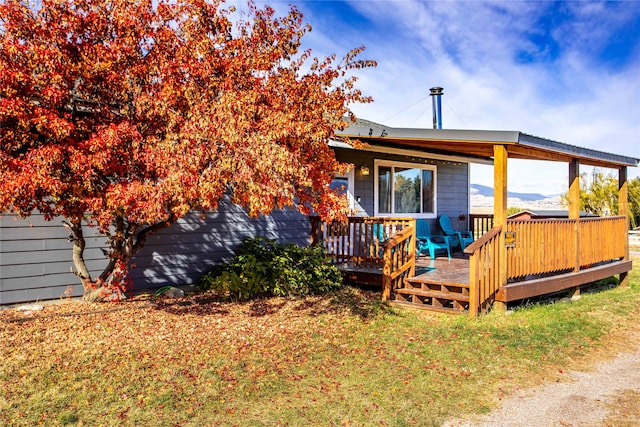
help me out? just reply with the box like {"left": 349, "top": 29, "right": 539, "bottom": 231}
{"left": 128, "top": 202, "right": 309, "bottom": 289}
{"left": 1, "top": 198, "right": 309, "bottom": 306}
{"left": 333, "top": 147, "right": 470, "bottom": 232}
{"left": 436, "top": 162, "right": 471, "bottom": 231}
{"left": 0, "top": 214, "right": 106, "bottom": 304}
{"left": 333, "top": 148, "right": 374, "bottom": 215}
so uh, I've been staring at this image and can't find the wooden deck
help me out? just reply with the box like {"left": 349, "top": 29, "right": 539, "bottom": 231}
{"left": 338, "top": 254, "right": 469, "bottom": 286}
{"left": 339, "top": 252, "right": 473, "bottom": 314}
{"left": 344, "top": 253, "right": 632, "bottom": 314}
{"left": 312, "top": 216, "right": 633, "bottom": 317}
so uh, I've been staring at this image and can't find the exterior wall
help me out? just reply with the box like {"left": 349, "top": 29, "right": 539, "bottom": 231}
{"left": 436, "top": 161, "right": 471, "bottom": 232}
{"left": 333, "top": 147, "right": 470, "bottom": 233}
{"left": 0, "top": 213, "right": 106, "bottom": 305}
{"left": 0, "top": 197, "right": 309, "bottom": 306}
{"left": 128, "top": 202, "right": 309, "bottom": 289}
{"left": 333, "top": 148, "right": 373, "bottom": 215}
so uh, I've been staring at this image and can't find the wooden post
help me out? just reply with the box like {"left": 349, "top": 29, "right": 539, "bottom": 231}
{"left": 468, "top": 253, "right": 478, "bottom": 317}
{"left": 493, "top": 145, "right": 508, "bottom": 312}
{"left": 409, "top": 219, "right": 416, "bottom": 277}
{"left": 619, "top": 166, "right": 629, "bottom": 287}
{"left": 310, "top": 216, "right": 320, "bottom": 246}
{"left": 568, "top": 159, "right": 581, "bottom": 297}
{"left": 381, "top": 245, "right": 392, "bottom": 301}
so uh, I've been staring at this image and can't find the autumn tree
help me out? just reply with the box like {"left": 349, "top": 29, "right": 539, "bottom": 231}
{"left": 0, "top": 0, "right": 375, "bottom": 300}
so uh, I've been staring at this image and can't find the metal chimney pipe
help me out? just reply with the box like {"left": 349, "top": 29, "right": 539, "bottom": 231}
{"left": 429, "top": 87, "right": 444, "bottom": 129}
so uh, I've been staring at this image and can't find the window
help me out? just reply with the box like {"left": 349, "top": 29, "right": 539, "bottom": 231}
{"left": 330, "top": 177, "right": 350, "bottom": 193}
{"left": 330, "top": 168, "right": 355, "bottom": 210}
{"left": 375, "top": 160, "right": 436, "bottom": 218}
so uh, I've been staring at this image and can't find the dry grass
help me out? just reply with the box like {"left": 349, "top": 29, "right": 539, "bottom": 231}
{"left": 604, "top": 390, "right": 640, "bottom": 426}
{"left": 1, "top": 257, "right": 639, "bottom": 426}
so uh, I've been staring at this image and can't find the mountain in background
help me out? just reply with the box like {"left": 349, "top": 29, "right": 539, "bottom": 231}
{"left": 470, "top": 184, "right": 556, "bottom": 201}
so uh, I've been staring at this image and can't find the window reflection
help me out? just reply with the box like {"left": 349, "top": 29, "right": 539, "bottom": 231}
{"left": 377, "top": 163, "right": 435, "bottom": 215}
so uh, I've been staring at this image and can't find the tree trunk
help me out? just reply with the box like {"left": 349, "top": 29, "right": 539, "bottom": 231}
{"left": 69, "top": 220, "right": 92, "bottom": 283}
{"left": 74, "top": 214, "right": 179, "bottom": 302}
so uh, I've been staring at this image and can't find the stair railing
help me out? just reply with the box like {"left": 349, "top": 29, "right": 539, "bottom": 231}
{"left": 381, "top": 224, "right": 416, "bottom": 301}
{"left": 464, "top": 225, "right": 503, "bottom": 317}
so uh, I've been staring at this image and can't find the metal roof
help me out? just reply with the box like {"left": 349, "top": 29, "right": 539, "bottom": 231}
{"left": 336, "top": 119, "right": 639, "bottom": 168}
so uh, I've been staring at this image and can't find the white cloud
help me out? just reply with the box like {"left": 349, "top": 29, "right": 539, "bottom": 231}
{"left": 315, "top": 1, "right": 640, "bottom": 193}
{"left": 261, "top": 0, "right": 640, "bottom": 193}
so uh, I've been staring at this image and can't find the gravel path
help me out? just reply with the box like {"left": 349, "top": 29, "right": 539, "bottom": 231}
{"left": 445, "top": 317, "right": 640, "bottom": 426}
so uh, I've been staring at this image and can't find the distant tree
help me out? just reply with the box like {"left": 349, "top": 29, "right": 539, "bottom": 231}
{"left": 561, "top": 172, "right": 640, "bottom": 228}
{"left": 629, "top": 178, "right": 640, "bottom": 229}
{"left": 0, "top": 0, "right": 375, "bottom": 300}
{"left": 507, "top": 206, "right": 524, "bottom": 217}
{"left": 579, "top": 172, "right": 618, "bottom": 217}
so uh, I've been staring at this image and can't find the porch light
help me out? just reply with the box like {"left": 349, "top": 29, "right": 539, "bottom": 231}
{"left": 360, "top": 165, "right": 370, "bottom": 176}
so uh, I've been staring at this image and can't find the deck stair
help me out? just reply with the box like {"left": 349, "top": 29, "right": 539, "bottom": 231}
{"left": 393, "top": 276, "right": 470, "bottom": 314}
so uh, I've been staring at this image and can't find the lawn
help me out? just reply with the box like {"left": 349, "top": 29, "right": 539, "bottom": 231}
{"left": 1, "top": 257, "right": 639, "bottom": 426}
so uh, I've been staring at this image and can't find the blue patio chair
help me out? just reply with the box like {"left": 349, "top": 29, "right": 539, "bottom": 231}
{"left": 439, "top": 214, "right": 474, "bottom": 250}
{"left": 416, "top": 219, "right": 452, "bottom": 259}
{"left": 373, "top": 223, "right": 403, "bottom": 258}
{"left": 373, "top": 223, "right": 386, "bottom": 257}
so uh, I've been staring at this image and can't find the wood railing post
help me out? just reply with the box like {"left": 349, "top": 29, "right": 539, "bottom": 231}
{"left": 381, "top": 244, "right": 392, "bottom": 301}
{"left": 408, "top": 219, "right": 416, "bottom": 277}
{"left": 468, "top": 252, "right": 478, "bottom": 317}
{"left": 619, "top": 166, "right": 629, "bottom": 287}
{"left": 493, "top": 145, "right": 508, "bottom": 312}
{"left": 465, "top": 225, "right": 503, "bottom": 317}
{"left": 310, "top": 216, "right": 319, "bottom": 246}
{"left": 568, "top": 159, "right": 581, "bottom": 297}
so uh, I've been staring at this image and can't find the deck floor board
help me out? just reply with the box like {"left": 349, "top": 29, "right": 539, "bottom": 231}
{"left": 414, "top": 254, "right": 470, "bottom": 286}
{"left": 337, "top": 253, "right": 471, "bottom": 288}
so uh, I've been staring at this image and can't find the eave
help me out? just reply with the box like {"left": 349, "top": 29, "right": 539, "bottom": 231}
{"left": 336, "top": 121, "right": 639, "bottom": 169}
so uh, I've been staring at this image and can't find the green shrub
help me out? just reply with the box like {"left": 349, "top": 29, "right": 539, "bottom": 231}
{"left": 199, "top": 237, "right": 342, "bottom": 300}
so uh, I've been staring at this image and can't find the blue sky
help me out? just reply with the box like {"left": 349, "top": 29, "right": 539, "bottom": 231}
{"left": 256, "top": 0, "right": 640, "bottom": 195}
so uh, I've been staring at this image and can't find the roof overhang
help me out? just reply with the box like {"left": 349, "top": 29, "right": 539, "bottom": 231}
{"left": 335, "top": 120, "right": 639, "bottom": 169}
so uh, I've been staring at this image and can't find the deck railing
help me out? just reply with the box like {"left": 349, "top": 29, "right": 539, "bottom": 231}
{"left": 314, "top": 215, "right": 627, "bottom": 316}
{"left": 505, "top": 219, "right": 576, "bottom": 280}
{"left": 470, "top": 214, "right": 494, "bottom": 239}
{"left": 381, "top": 225, "right": 417, "bottom": 301}
{"left": 578, "top": 216, "right": 627, "bottom": 267}
{"left": 465, "top": 226, "right": 503, "bottom": 316}
{"left": 505, "top": 216, "right": 627, "bottom": 280}
{"left": 310, "top": 216, "right": 416, "bottom": 299}
{"left": 465, "top": 216, "right": 628, "bottom": 316}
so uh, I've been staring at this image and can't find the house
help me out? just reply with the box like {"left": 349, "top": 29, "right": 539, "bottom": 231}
{"left": 507, "top": 210, "right": 597, "bottom": 220}
{"left": 311, "top": 117, "right": 638, "bottom": 315}
{"left": 1, "top": 114, "right": 638, "bottom": 314}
